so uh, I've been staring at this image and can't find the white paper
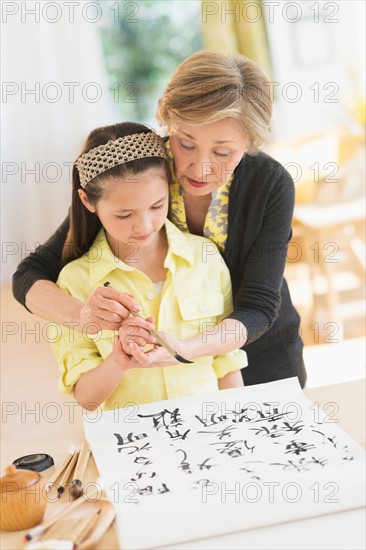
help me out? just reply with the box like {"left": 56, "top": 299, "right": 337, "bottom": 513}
{"left": 83, "top": 378, "right": 365, "bottom": 549}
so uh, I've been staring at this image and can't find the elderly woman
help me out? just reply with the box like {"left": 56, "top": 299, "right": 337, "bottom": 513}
{"left": 12, "top": 50, "right": 306, "bottom": 387}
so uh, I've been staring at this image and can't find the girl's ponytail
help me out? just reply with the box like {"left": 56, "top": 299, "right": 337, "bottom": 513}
{"left": 61, "top": 165, "right": 101, "bottom": 267}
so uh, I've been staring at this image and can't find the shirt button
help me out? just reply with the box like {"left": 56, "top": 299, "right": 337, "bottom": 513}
{"left": 170, "top": 378, "right": 178, "bottom": 386}
{"left": 200, "top": 306, "right": 208, "bottom": 313}
{"left": 146, "top": 292, "right": 155, "bottom": 300}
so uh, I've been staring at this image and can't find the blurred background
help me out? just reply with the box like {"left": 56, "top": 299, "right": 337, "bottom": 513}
{"left": 1, "top": 0, "right": 365, "bottom": 387}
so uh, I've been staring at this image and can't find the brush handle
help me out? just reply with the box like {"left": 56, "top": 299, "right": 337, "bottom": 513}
{"left": 73, "top": 442, "right": 90, "bottom": 483}
{"left": 24, "top": 485, "right": 100, "bottom": 540}
{"left": 46, "top": 451, "right": 74, "bottom": 489}
{"left": 57, "top": 450, "right": 79, "bottom": 493}
{"left": 103, "top": 282, "right": 178, "bottom": 358}
{"left": 73, "top": 508, "right": 101, "bottom": 547}
{"left": 130, "top": 311, "right": 177, "bottom": 356}
{"left": 149, "top": 329, "right": 177, "bottom": 356}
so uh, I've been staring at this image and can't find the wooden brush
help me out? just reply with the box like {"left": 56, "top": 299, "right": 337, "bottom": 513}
{"left": 70, "top": 442, "right": 90, "bottom": 500}
{"left": 39, "top": 518, "right": 76, "bottom": 541}
{"left": 73, "top": 509, "right": 101, "bottom": 548}
{"left": 56, "top": 449, "right": 80, "bottom": 499}
{"left": 45, "top": 446, "right": 77, "bottom": 491}
{"left": 23, "top": 484, "right": 100, "bottom": 542}
{"left": 103, "top": 281, "right": 193, "bottom": 363}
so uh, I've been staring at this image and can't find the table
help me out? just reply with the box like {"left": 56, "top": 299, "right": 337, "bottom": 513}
{"left": 1, "top": 380, "right": 365, "bottom": 549}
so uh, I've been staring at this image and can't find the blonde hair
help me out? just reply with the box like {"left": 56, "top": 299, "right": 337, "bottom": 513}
{"left": 156, "top": 50, "right": 272, "bottom": 154}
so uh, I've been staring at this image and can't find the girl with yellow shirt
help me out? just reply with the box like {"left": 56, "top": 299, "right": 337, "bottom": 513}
{"left": 52, "top": 121, "right": 246, "bottom": 411}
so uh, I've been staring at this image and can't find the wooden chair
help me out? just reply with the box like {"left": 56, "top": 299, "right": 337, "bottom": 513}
{"left": 292, "top": 145, "right": 365, "bottom": 337}
{"left": 268, "top": 130, "right": 365, "bottom": 342}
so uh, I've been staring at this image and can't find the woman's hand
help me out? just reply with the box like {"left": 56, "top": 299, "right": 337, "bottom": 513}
{"left": 78, "top": 286, "right": 142, "bottom": 333}
{"left": 113, "top": 328, "right": 182, "bottom": 370}
{"left": 118, "top": 319, "right": 197, "bottom": 368}
{"left": 126, "top": 331, "right": 191, "bottom": 368}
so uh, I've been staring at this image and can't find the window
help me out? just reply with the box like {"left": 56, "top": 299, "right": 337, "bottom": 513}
{"left": 98, "top": 1, "right": 203, "bottom": 124}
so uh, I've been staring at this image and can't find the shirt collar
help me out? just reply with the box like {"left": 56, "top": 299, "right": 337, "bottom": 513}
{"left": 89, "top": 220, "right": 194, "bottom": 287}
{"left": 164, "top": 219, "right": 194, "bottom": 267}
{"left": 89, "top": 229, "right": 134, "bottom": 287}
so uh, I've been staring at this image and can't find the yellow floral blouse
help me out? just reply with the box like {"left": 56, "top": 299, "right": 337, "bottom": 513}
{"left": 166, "top": 139, "right": 233, "bottom": 252}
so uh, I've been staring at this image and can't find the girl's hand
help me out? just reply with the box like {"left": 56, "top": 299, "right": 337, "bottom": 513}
{"left": 112, "top": 333, "right": 176, "bottom": 371}
{"left": 218, "top": 370, "right": 244, "bottom": 389}
{"left": 118, "top": 316, "right": 157, "bottom": 353}
{"left": 110, "top": 332, "right": 139, "bottom": 370}
{"left": 79, "top": 287, "right": 141, "bottom": 333}
{"left": 126, "top": 331, "right": 190, "bottom": 368}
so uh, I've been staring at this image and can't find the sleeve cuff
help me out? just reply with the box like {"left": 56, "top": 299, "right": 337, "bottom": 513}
{"left": 212, "top": 349, "right": 248, "bottom": 379}
{"left": 58, "top": 355, "right": 102, "bottom": 395}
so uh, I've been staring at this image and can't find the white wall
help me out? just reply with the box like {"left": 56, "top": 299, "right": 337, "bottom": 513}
{"left": 1, "top": 1, "right": 119, "bottom": 282}
{"left": 265, "top": 0, "right": 365, "bottom": 140}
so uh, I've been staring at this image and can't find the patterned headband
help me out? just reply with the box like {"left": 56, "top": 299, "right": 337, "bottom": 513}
{"left": 76, "top": 132, "right": 169, "bottom": 188}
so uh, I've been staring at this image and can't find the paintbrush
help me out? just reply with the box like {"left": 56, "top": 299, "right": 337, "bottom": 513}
{"left": 56, "top": 449, "right": 79, "bottom": 499}
{"left": 45, "top": 445, "right": 77, "bottom": 491}
{"left": 72, "top": 508, "right": 101, "bottom": 548}
{"left": 23, "top": 484, "right": 100, "bottom": 542}
{"left": 70, "top": 442, "right": 90, "bottom": 500}
{"left": 103, "top": 281, "right": 193, "bottom": 364}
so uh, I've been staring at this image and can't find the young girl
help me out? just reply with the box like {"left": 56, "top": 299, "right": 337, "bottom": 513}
{"left": 52, "top": 122, "right": 246, "bottom": 411}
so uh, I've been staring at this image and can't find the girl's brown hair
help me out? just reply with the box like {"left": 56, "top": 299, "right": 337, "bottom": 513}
{"left": 62, "top": 122, "right": 169, "bottom": 266}
{"left": 156, "top": 50, "right": 272, "bottom": 154}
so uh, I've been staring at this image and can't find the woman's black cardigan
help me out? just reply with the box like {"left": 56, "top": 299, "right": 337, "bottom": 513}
{"left": 12, "top": 152, "right": 306, "bottom": 387}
